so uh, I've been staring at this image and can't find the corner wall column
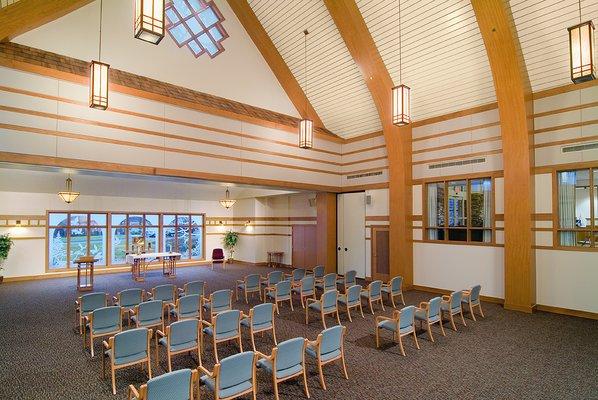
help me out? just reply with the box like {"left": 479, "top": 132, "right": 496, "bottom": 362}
{"left": 316, "top": 192, "right": 337, "bottom": 273}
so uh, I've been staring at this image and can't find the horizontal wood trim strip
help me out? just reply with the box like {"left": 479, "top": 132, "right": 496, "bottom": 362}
{"left": 340, "top": 182, "right": 389, "bottom": 191}
{"left": 342, "top": 144, "right": 386, "bottom": 156}
{"left": 9, "top": 236, "right": 45, "bottom": 240}
{"left": 412, "top": 239, "right": 504, "bottom": 248}
{"left": 412, "top": 102, "right": 499, "bottom": 128}
{"left": 535, "top": 304, "right": 598, "bottom": 320}
{"left": 206, "top": 232, "right": 291, "bottom": 237}
{"left": 411, "top": 284, "right": 504, "bottom": 304}
{"left": 533, "top": 134, "right": 598, "bottom": 149}
{"left": 533, "top": 119, "right": 598, "bottom": 135}
{"left": 411, "top": 215, "right": 423, "bottom": 221}
{"left": 412, "top": 121, "right": 501, "bottom": 143}
{"left": 532, "top": 79, "right": 598, "bottom": 100}
{"left": 207, "top": 216, "right": 317, "bottom": 221}
{"left": 533, "top": 213, "right": 553, "bottom": 221}
{"left": 411, "top": 149, "right": 502, "bottom": 166}
{"left": 365, "top": 215, "right": 389, "bottom": 221}
{"left": 412, "top": 135, "right": 502, "bottom": 155}
{"left": 534, "top": 245, "right": 598, "bottom": 253}
{"left": 533, "top": 101, "right": 598, "bottom": 119}
{"left": 0, "top": 214, "right": 46, "bottom": 220}
{"left": 534, "top": 161, "right": 598, "bottom": 174}
{"left": 0, "top": 151, "right": 343, "bottom": 192}
{"left": 344, "top": 130, "right": 383, "bottom": 143}
{"left": 412, "top": 171, "right": 504, "bottom": 186}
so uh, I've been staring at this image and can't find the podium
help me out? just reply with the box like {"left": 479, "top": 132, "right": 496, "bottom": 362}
{"left": 75, "top": 256, "right": 98, "bottom": 292}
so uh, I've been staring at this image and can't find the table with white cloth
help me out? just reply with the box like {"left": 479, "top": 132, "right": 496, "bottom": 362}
{"left": 125, "top": 252, "right": 182, "bottom": 282}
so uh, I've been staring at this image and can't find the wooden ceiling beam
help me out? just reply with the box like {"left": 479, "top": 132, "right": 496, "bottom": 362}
{"left": 471, "top": 0, "right": 535, "bottom": 312}
{"left": 323, "top": 0, "right": 413, "bottom": 286}
{"left": 0, "top": 0, "right": 94, "bottom": 42}
{"left": 226, "top": 0, "right": 325, "bottom": 129}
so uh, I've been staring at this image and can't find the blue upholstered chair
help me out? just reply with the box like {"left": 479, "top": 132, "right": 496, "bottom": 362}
{"left": 157, "top": 319, "right": 201, "bottom": 372}
{"left": 113, "top": 288, "right": 143, "bottom": 327}
{"left": 235, "top": 274, "right": 262, "bottom": 303}
{"left": 201, "top": 309, "right": 242, "bottom": 363}
{"left": 75, "top": 292, "right": 107, "bottom": 334}
{"left": 309, "top": 265, "right": 325, "bottom": 280}
{"left": 440, "top": 291, "right": 466, "bottom": 331}
{"left": 265, "top": 280, "right": 294, "bottom": 314}
{"left": 306, "top": 325, "right": 348, "bottom": 390}
{"left": 336, "top": 270, "right": 357, "bottom": 292}
{"left": 102, "top": 327, "right": 152, "bottom": 394}
{"left": 337, "top": 284, "right": 364, "bottom": 322}
{"left": 131, "top": 300, "right": 165, "bottom": 335}
{"left": 241, "top": 303, "right": 277, "bottom": 351}
{"left": 361, "top": 280, "right": 385, "bottom": 314}
{"left": 292, "top": 275, "right": 316, "bottom": 308}
{"left": 147, "top": 284, "right": 177, "bottom": 323}
{"left": 285, "top": 268, "right": 306, "bottom": 287}
{"left": 84, "top": 305, "right": 122, "bottom": 357}
{"left": 315, "top": 273, "right": 337, "bottom": 293}
{"left": 261, "top": 270, "right": 284, "bottom": 297}
{"left": 256, "top": 337, "right": 310, "bottom": 400}
{"left": 179, "top": 280, "right": 206, "bottom": 298}
{"left": 169, "top": 294, "right": 201, "bottom": 321}
{"left": 462, "top": 285, "right": 485, "bottom": 321}
{"left": 202, "top": 289, "right": 232, "bottom": 320}
{"left": 415, "top": 296, "right": 445, "bottom": 342}
{"left": 382, "top": 276, "right": 405, "bottom": 308}
{"left": 128, "top": 368, "right": 197, "bottom": 400}
{"left": 306, "top": 289, "right": 341, "bottom": 328}
{"left": 375, "top": 305, "right": 420, "bottom": 356}
{"left": 199, "top": 351, "right": 257, "bottom": 400}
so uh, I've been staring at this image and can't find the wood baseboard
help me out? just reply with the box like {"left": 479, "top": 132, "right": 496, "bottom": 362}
{"left": 503, "top": 303, "right": 534, "bottom": 313}
{"left": 535, "top": 304, "right": 598, "bottom": 320}
{"left": 411, "top": 284, "right": 505, "bottom": 304}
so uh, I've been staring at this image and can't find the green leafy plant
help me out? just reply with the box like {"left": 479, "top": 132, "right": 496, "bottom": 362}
{"left": 0, "top": 234, "right": 14, "bottom": 271}
{"left": 222, "top": 231, "right": 239, "bottom": 260}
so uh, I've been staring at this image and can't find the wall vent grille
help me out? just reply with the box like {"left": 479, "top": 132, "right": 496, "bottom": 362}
{"left": 562, "top": 142, "right": 598, "bottom": 153}
{"left": 428, "top": 157, "right": 486, "bottom": 170}
{"left": 346, "top": 171, "right": 383, "bottom": 180}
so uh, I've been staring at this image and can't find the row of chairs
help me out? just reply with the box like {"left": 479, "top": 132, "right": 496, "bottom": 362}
{"left": 375, "top": 285, "right": 484, "bottom": 356}
{"left": 127, "top": 324, "right": 347, "bottom": 400}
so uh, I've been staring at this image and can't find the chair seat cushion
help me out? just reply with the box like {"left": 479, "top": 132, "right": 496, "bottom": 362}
{"left": 377, "top": 320, "right": 414, "bottom": 335}
{"left": 201, "top": 375, "right": 253, "bottom": 398}
{"left": 307, "top": 302, "right": 336, "bottom": 313}
{"left": 89, "top": 324, "right": 119, "bottom": 335}
{"left": 292, "top": 288, "right": 314, "bottom": 296}
{"left": 107, "top": 350, "right": 147, "bottom": 365}
{"left": 415, "top": 309, "right": 440, "bottom": 323}
{"left": 241, "top": 319, "right": 272, "bottom": 331}
{"left": 381, "top": 287, "right": 398, "bottom": 294}
{"left": 131, "top": 316, "right": 162, "bottom": 327}
{"left": 158, "top": 337, "right": 197, "bottom": 352}
{"left": 170, "top": 310, "right": 199, "bottom": 319}
{"left": 462, "top": 298, "right": 480, "bottom": 305}
{"left": 256, "top": 359, "right": 303, "bottom": 380}
{"left": 203, "top": 303, "right": 230, "bottom": 313}
{"left": 441, "top": 303, "right": 461, "bottom": 314}
{"left": 202, "top": 327, "right": 239, "bottom": 341}
{"left": 361, "top": 292, "right": 380, "bottom": 300}
{"left": 305, "top": 347, "right": 341, "bottom": 362}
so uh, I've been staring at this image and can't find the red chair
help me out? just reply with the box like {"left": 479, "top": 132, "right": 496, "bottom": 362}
{"left": 211, "top": 248, "right": 226, "bottom": 270}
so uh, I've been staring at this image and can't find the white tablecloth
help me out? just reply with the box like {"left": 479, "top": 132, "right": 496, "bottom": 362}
{"left": 125, "top": 252, "right": 182, "bottom": 264}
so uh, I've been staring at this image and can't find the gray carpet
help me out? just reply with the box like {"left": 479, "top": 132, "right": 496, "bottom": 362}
{"left": 0, "top": 264, "right": 596, "bottom": 400}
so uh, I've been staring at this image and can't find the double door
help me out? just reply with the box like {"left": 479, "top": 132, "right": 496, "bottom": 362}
{"left": 337, "top": 192, "right": 366, "bottom": 278}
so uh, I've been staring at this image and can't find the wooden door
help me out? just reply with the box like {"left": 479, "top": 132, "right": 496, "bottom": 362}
{"left": 292, "top": 225, "right": 317, "bottom": 268}
{"left": 371, "top": 226, "right": 390, "bottom": 281}
{"left": 337, "top": 192, "right": 366, "bottom": 278}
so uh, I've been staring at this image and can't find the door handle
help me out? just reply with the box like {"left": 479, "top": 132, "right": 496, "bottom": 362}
{"left": 337, "top": 247, "right": 341, "bottom": 251}
{"left": 344, "top": 248, "right": 348, "bottom": 251}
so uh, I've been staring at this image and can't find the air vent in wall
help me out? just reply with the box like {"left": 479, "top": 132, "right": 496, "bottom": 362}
{"left": 346, "top": 171, "right": 383, "bottom": 180}
{"left": 562, "top": 142, "right": 598, "bottom": 153}
{"left": 428, "top": 158, "right": 486, "bottom": 170}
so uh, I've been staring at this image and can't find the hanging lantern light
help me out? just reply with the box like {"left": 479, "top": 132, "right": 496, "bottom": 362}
{"left": 568, "top": 21, "right": 596, "bottom": 83}
{"left": 90, "top": 0, "right": 109, "bottom": 110}
{"left": 219, "top": 188, "right": 236, "bottom": 209}
{"left": 58, "top": 177, "right": 80, "bottom": 204}
{"left": 298, "top": 29, "right": 314, "bottom": 149}
{"left": 134, "top": 0, "right": 165, "bottom": 44}
{"left": 392, "top": 0, "right": 411, "bottom": 126}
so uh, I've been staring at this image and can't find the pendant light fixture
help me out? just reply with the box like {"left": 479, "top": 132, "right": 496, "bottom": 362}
{"left": 568, "top": 0, "right": 595, "bottom": 83}
{"left": 392, "top": 0, "right": 411, "bottom": 126}
{"left": 299, "top": 29, "right": 314, "bottom": 149}
{"left": 58, "top": 177, "right": 80, "bottom": 204}
{"left": 90, "top": 0, "right": 109, "bottom": 110}
{"left": 219, "top": 187, "right": 236, "bottom": 209}
{"left": 134, "top": 0, "right": 165, "bottom": 44}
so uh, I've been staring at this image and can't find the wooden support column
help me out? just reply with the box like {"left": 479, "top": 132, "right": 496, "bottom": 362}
{"left": 324, "top": 0, "right": 412, "bottom": 287}
{"left": 472, "top": 0, "right": 535, "bottom": 312}
{"left": 316, "top": 192, "right": 336, "bottom": 273}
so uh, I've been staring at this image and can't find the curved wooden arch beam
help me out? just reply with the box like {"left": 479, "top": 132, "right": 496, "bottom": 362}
{"left": 0, "top": 0, "right": 93, "bottom": 42}
{"left": 226, "top": 0, "right": 324, "bottom": 129}
{"left": 472, "top": 0, "right": 535, "bottom": 313}
{"left": 324, "top": 0, "right": 412, "bottom": 286}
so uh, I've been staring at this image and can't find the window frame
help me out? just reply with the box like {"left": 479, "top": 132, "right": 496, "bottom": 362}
{"left": 554, "top": 166, "right": 598, "bottom": 249}
{"left": 45, "top": 211, "right": 206, "bottom": 271}
{"left": 423, "top": 175, "right": 495, "bottom": 245}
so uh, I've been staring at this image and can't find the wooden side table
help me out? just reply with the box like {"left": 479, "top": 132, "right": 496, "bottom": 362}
{"left": 267, "top": 251, "right": 284, "bottom": 268}
{"left": 162, "top": 254, "right": 180, "bottom": 278}
{"left": 75, "top": 257, "right": 98, "bottom": 292}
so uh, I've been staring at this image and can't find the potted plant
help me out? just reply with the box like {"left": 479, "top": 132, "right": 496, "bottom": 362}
{"left": 0, "top": 234, "right": 14, "bottom": 283}
{"left": 222, "top": 231, "right": 239, "bottom": 261}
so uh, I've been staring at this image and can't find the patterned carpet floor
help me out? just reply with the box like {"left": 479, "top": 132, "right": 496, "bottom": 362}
{"left": 0, "top": 264, "right": 596, "bottom": 400}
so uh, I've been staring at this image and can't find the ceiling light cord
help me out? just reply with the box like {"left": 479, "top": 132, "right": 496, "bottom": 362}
{"left": 98, "top": 0, "right": 103, "bottom": 61}
{"left": 578, "top": 0, "right": 582, "bottom": 24}
{"left": 398, "top": 0, "right": 402, "bottom": 83}
{"left": 303, "top": 29, "right": 309, "bottom": 113}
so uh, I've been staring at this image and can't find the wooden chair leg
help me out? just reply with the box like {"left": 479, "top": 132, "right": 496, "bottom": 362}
{"left": 341, "top": 352, "right": 349, "bottom": 379}
{"left": 168, "top": 350, "right": 172, "bottom": 372}
{"left": 111, "top": 367, "right": 116, "bottom": 395}
{"left": 359, "top": 303, "right": 365, "bottom": 318}
{"left": 214, "top": 341, "right": 219, "bottom": 363}
{"left": 460, "top": 309, "right": 467, "bottom": 326}
{"left": 390, "top": 293, "right": 396, "bottom": 308}
{"left": 272, "top": 326, "right": 278, "bottom": 345}
{"left": 369, "top": 300, "right": 374, "bottom": 315}
{"left": 289, "top": 298, "right": 294, "bottom": 312}
{"left": 478, "top": 302, "right": 485, "bottom": 318}
{"left": 238, "top": 336, "right": 243, "bottom": 352}
{"left": 273, "top": 376, "right": 280, "bottom": 400}
{"left": 336, "top": 310, "right": 341, "bottom": 326}
{"left": 380, "top": 298, "right": 386, "bottom": 311}
{"left": 90, "top": 337, "right": 95, "bottom": 358}
{"left": 305, "top": 307, "right": 309, "bottom": 325}
{"left": 413, "top": 329, "right": 420, "bottom": 349}
{"left": 398, "top": 335, "right": 405, "bottom": 356}
{"left": 439, "top": 319, "right": 446, "bottom": 336}
{"left": 470, "top": 302, "right": 477, "bottom": 321}
{"left": 302, "top": 368, "right": 311, "bottom": 398}
{"left": 346, "top": 306, "right": 353, "bottom": 322}
{"left": 251, "top": 331, "right": 257, "bottom": 352}
{"left": 449, "top": 313, "right": 457, "bottom": 331}
{"left": 317, "top": 360, "right": 326, "bottom": 390}
{"left": 375, "top": 327, "right": 380, "bottom": 348}
{"left": 245, "top": 291, "right": 248, "bottom": 304}
{"left": 427, "top": 321, "right": 434, "bottom": 342}
{"left": 147, "top": 358, "right": 152, "bottom": 379}
{"left": 322, "top": 312, "right": 327, "bottom": 329}
{"left": 400, "top": 292, "right": 405, "bottom": 305}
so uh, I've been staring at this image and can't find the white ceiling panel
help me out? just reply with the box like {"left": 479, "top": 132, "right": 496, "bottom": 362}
{"left": 510, "top": 0, "right": 598, "bottom": 93}
{"left": 357, "top": 0, "right": 496, "bottom": 121}
{"left": 249, "top": 0, "right": 382, "bottom": 138}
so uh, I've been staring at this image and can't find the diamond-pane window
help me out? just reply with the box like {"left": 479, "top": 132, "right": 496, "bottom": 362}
{"left": 165, "top": 0, "right": 228, "bottom": 58}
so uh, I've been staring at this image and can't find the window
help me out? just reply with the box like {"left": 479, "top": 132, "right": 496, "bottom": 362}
{"left": 48, "top": 212, "right": 107, "bottom": 269}
{"left": 426, "top": 177, "right": 493, "bottom": 243}
{"left": 165, "top": 0, "right": 228, "bottom": 58}
{"left": 47, "top": 211, "right": 205, "bottom": 270}
{"left": 557, "top": 168, "right": 597, "bottom": 247}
